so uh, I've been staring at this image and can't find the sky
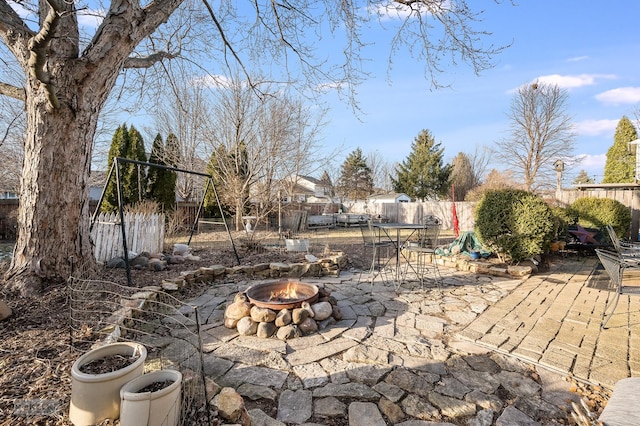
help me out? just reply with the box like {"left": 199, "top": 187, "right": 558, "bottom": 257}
{"left": 316, "top": 1, "right": 640, "bottom": 185}
{"left": 8, "top": 0, "right": 639, "bottom": 185}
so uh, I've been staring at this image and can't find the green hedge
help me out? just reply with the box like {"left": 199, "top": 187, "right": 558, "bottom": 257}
{"left": 568, "top": 197, "right": 630, "bottom": 238}
{"left": 475, "top": 189, "right": 554, "bottom": 262}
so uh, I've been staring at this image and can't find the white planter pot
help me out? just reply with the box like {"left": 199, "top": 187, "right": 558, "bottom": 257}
{"left": 119, "top": 369, "right": 182, "bottom": 426}
{"left": 69, "top": 342, "right": 147, "bottom": 426}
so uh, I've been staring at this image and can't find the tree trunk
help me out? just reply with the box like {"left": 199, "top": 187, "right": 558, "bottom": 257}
{"left": 4, "top": 83, "right": 98, "bottom": 295}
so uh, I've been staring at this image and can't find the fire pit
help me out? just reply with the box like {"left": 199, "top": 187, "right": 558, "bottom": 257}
{"left": 245, "top": 280, "right": 319, "bottom": 310}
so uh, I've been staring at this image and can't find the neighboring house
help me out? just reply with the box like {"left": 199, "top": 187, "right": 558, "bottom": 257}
{"left": 282, "top": 175, "right": 332, "bottom": 203}
{"left": 89, "top": 170, "right": 107, "bottom": 201}
{"left": 367, "top": 192, "right": 412, "bottom": 204}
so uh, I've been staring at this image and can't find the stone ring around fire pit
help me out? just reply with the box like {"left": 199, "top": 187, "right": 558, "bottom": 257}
{"left": 245, "top": 279, "right": 319, "bottom": 311}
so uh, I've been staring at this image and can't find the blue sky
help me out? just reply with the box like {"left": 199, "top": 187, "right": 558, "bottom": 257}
{"left": 318, "top": 1, "right": 640, "bottom": 184}
{"left": 10, "top": 0, "right": 638, "bottom": 184}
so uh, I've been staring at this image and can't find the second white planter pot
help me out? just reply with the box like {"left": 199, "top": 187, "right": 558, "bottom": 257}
{"left": 119, "top": 369, "right": 182, "bottom": 426}
{"left": 69, "top": 342, "right": 147, "bottom": 426}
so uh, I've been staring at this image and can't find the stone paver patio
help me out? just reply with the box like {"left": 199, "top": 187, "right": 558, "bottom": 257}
{"left": 458, "top": 255, "right": 640, "bottom": 388}
{"left": 151, "top": 254, "right": 632, "bottom": 425}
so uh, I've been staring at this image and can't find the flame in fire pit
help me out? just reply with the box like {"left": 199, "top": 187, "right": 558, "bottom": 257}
{"left": 269, "top": 282, "right": 298, "bottom": 302}
{"left": 245, "top": 280, "right": 319, "bottom": 310}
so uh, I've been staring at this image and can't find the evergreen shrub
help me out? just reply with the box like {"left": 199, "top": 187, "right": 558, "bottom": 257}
{"left": 568, "top": 197, "right": 630, "bottom": 238}
{"left": 475, "top": 189, "right": 554, "bottom": 262}
{"left": 550, "top": 206, "right": 577, "bottom": 240}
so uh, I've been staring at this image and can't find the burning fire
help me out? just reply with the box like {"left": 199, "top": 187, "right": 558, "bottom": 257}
{"left": 269, "top": 282, "right": 299, "bottom": 302}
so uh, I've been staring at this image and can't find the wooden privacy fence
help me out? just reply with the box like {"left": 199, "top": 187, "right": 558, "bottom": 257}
{"left": 348, "top": 201, "right": 477, "bottom": 232}
{"left": 92, "top": 212, "right": 165, "bottom": 262}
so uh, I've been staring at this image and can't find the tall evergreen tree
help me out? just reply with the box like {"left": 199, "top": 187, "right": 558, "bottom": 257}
{"left": 319, "top": 170, "right": 335, "bottom": 197}
{"left": 603, "top": 116, "right": 639, "bottom": 183}
{"left": 204, "top": 147, "right": 226, "bottom": 217}
{"left": 102, "top": 124, "right": 131, "bottom": 212}
{"left": 147, "top": 133, "right": 177, "bottom": 213}
{"left": 124, "top": 125, "right": 148, "bottom": 204}
{"left": 572, "top": 170, "right": 595, "bottom": 185}
{"left": 337, "top": 148, "right": 374, "bottom": 201}
{"left": 204, "top": 142, "right": 250, "bottom": 226}
{"left": 392, "top": 129, "right": 452, "bottom": 200}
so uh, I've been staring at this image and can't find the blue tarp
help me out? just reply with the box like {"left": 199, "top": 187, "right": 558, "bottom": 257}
{"left": 436, "top": 231, "right": 491, "bottom": 258}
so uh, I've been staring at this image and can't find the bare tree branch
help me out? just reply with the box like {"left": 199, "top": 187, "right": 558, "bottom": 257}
{"left": 0, "top": 81, "right": 25, "bottom": 101}
{"left": 123, "top": 51, "right": 180, "bottom": 68}
{"left": 27, "top": 0, "right": 61, "bottom": 109}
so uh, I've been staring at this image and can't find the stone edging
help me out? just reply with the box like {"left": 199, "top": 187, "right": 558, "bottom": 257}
{"left": 96, "top": 251, "right": 531, "bottom": 344}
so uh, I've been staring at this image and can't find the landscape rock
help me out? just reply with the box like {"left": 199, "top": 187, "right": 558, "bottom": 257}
{"left": 348, "top": 401, "right": 386, "bottom": 426}
{"left": 276, "top": 324, "right": 301, "bottom": 340}
{"left": 275, "top": 309, "right": 292, "bottom": 327}
{"left": 292, "top": 307, "right": 310, "bottom": 324}
{"left": 298, "top": 317, "right": 319, "bottom": 334}
{"left": 106, "top": 257, "right": 125, "bottom": 268}
{"left": 311, "top": 301, "right": 333, "bottom": 321}
{"left": 211, "top": 387, "right": 250, "bottom": 425}
{"left": 257, "top": 322, "right": 277, "bottom": 338}
{"left": 236, "top": 316, "right": 258, "bottom": 336}
{"left": 225, "top": 301, "right": 252, "bottom": 321}
{"left": 251, "top": 306, "right": 277, "bottom": 323}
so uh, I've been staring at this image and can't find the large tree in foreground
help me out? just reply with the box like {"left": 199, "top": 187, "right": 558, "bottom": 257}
{"left": 495, "top": 81, "right": 576, "bottom": 192}
{"left": 0, "top": 0, "right": 508, "bottom": 294}
{"left": 602, "top": 116, "right": 639, "bottom": 183}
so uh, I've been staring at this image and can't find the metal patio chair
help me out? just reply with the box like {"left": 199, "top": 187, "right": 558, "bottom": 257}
{"left": 402, "top": 215, "right": 442, "bottom": 291}
{"left": 358, "top": 219, "right": 393, "bottom": 289}
{"left": 606, "top": 224, "right": 640, "bottom": 257}
{"left": 594, "top": 248, "right": 640, "bottom": 329}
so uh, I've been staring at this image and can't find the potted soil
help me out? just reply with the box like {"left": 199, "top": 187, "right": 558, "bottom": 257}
{"left": 119, "top": 369, "right": 182, "bottom": 426}
{"left": 69, "top": 342, "right": 147, "bottom": 425}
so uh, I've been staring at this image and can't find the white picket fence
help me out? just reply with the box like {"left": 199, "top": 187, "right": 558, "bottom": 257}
{"left": 92, "top": 212, "right": 165, "bottom": 262}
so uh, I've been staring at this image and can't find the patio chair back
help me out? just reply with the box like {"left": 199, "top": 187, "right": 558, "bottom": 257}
{"left": 418, "top": 216, "right": 441, "bottom": 248}
{"left": 606, "top": 224, "right": 640, "bottom": 256}
{"left": 359, "top": 219, "right": 378, "bottom": 248}
{"left": 595, "top": 248, "right": 640, "bottom": 329}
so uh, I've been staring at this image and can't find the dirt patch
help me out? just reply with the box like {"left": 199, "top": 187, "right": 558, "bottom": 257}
{"left": 137, "top": 379, "right": 173, "bottom": 393}
{"left": 79, "top": 354, "right": 140, "bottom": 375}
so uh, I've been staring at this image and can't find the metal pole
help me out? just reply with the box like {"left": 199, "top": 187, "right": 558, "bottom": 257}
{"left": 115, "top": 159, "right": 132, "bottom": 286}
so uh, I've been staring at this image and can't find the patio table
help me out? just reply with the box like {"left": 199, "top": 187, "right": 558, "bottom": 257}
{"left": 372, "top": 222, "right": 423, "bottom": 284}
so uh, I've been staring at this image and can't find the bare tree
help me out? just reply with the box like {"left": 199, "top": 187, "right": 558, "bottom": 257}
{"left": 450, "top": 152, "right": 474, "bottom": 201}
{"left": 0, "top": 0, "right": 510, "bottom": 294}
{"left": 495, "top": 81, "right": 576, "bottom": 192}
{"left": 367, "top": 150, "right": 395, "bottom": 192}
{"left": 469, "top": 145, "right": 490, "bottom": 187}
{"left": 465, "top": 168, "right": 519, "bottom": 201}
{"left": 148, "top": 71, "right": 211, "bottom": 202}
{"left": 204, "top": 75, "right": 327, "bottom": 231}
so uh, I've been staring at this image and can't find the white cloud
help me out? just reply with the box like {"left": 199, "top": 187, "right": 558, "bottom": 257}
{"left": 535, "top": 73, "right": 616, "bottom": 89}
{"left": 578, "top": 153, "right": 606, "bottom": 169}
{"left": 566, "top": 55, "right": 589, "bottom": 63}
{"left": 595, "top": 87, "right": 640, "bottom": 105}
{"left": 573, "top": 119, "right": 618, "bottom": 136}
{"left": 194, "top": 74, "right": 234, "bottom": 88}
